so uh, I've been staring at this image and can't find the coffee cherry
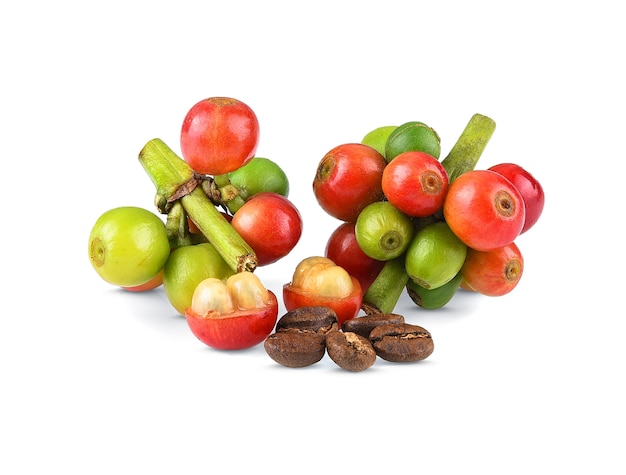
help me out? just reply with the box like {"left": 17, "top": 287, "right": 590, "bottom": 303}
{"left": 88, "top": 206, "right": 170, "bottom": 288}
{"left": 313, "top": 143, "right": 386, "bottom": 222}
{"left": 404, "top": 221, "right": 467, "bottom": 290}
{"left": 385, "top": 121, "right": 441, "bottom": 162}
{"left": 355, "top": 201, "right": 414, "bottom": 261}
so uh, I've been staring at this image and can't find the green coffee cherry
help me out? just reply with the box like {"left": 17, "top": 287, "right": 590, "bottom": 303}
{"left": 406, "top": 270, "right": 463, "bottom": 309}
{"left": 227, "top": 156, "right": 289, "bottom": 199}
{"left": 361, "top": 125, "right": 397, "bottom": 158}
{"left": 88, "top": 206, "right": 170, "bottom": 287}
{"left": 385, "top": 121, "right": 441, "bottom": 163}
{"left": 355, "top": 201, "right": 414, "bottom": 261}
{"left": 404, "top": 221, "right": 467, "bottom": 289}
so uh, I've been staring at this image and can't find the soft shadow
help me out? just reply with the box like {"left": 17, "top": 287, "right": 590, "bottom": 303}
{"left": 117, "top": 287, "right": 188, "bottom": 336}
{"left": 392, "top": 288, "right": 481, "bottom": 326}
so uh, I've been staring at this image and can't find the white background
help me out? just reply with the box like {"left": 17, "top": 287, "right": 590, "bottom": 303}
{"left": 2, "top": 1, "right": 624, "bottom": 473}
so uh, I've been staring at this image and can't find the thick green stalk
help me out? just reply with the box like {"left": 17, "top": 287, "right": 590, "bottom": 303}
{"left": 181, "top": 187, "right": 257, "bottom": 272}
{"left": 138, "top": 138, "right": 196, "bottom": 213}
{"left": 363, "top": 256, "right": 409, "bottom": 314}
{"left": 441, "top": 113, "right": 496, "bottom": 183}
{"left": 138, "top": 138, "right": 257, "bottom": 273}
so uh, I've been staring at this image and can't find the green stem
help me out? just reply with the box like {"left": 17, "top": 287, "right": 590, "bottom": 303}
{"left": 441, "top": 113, "right": 496, "bottom": 183}
{"left": 181, "top": 188, "right": 257, "bottom": 272}
{"left": 363, "top": 256, "right": 409, "bottom": 314}
{"left": 223, "top": 194, "right": 247, "bottom": 214}
{"left": 138, "top": 138, "right": 257, "bottom": 273}
{"left": 212, "top": 174, "right": 246, "bottom": 214}
{"left": 138, "top": 138, "right": 196, "bottom": 213}
{"left": 165, "top": 201, "right": 194, "bottom": 249}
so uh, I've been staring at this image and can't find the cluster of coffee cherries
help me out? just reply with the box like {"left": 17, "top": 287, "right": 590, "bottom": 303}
{"left": 313, "top": 117, "right": 545, "bottom": 313}
{"left": 88, "top": 97, "right": 305, "bottom": 351}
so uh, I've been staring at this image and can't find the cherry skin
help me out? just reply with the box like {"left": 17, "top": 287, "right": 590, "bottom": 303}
{"left": 443, "top": 170, "right": 525, "bottom": 251}
{"left": 186, "top": 293, "right": 278, "bottom": 350}
{"left": 461, "top": 242, "right": 524, "bottom": 296}
{"left": 121, "top": 269, "right": 164, "bottom": 292}
{"left": 180, "top": 97, "right": 260, "bottom": 175}
{"left": 185, "top": 273, "right": 279, "bottom": 350}
{"left": 283, "top": 257, "right": 363, "bottom": 326}
{"left": 382, "top": 151, "right": 449, "bottom": 217}
{"left": 88, "top": 206, "right": 170, "bottom": 287}
{"left": 488, "top": 162, "right": 545, "bottom": 234}
{"left": 325, "top": 222, "right": 385, "bottom": 293}
{"left": 313, "top": 143, "right": 386, "bottom": 222}
{"left": 231, "top": 192, "right": 303, "bottom": 266}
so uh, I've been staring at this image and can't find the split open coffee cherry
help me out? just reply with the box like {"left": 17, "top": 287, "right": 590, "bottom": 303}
{"left": 283, "top": 256, "right": 362, "bottom": 326}
{"left": 185, "top": 272, "right": 278, "bottom": 350}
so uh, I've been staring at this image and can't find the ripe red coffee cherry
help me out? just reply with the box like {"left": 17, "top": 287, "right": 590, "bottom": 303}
{"left": 313, "top": 143, "right": 386, "bottom": 222}
{"left": 231, "top": 192, "right": 303, "bottom": 266}
{"left": 382, "top": 151, "right": 449, "bottom": 217}
{"left": 443, "top": 170, "right": 525, "bottom": 251}
{"left": 180, "top": 97, "right": 260, "bottom": 175}
{"left": 325, "top": 222, "right": 385, "bottom": 293}
{"left": 461, "top": 242, "right": 524, "bottom": 296}
{"left": 488, "top": 162, "right": 545, "bottom": 234}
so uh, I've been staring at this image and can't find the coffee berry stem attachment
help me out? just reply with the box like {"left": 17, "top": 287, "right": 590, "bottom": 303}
{"left": 164, "top": 201, "right": 209, "bottom": 248}
{"left": 165, "top": 201, "right": 194, "bottom": 249}
{"left": 138, "top": 138, "right": 258, "bottom": 273}
{"left": 363, "top": 256, "right": 409, "bottom": 314}
{"left": 441, "top": 113, "right": 496, "bottom": 183}
{"left": 208, "top": 174, "right": 247, "bottom": 214}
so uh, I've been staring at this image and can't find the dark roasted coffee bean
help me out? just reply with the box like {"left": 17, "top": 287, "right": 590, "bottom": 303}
{"left": 264, "top": 332, "right": 326, "bottom": 368}
{"left": 369, "top": 323, "right": 434, "bottom": 362}
{"left": 326, "top": 330, "right": 377, "bottom": 372}
{"left": 275, "top": 306, "right": 338, "bottom": 335}
{"left": 341, "top": 312, "right": 405, "bottom": 338}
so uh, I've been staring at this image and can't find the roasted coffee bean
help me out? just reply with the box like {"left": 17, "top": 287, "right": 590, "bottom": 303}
{"left": 369, "top": 323, "right": 434, "bottom": 362}
{"left": 326, "top": 330, "right": 377, "bottom": 372}
{"left": 264, "top": 332, "right": 326, "bottom": 368}
{"left": 265, "top": 307, "right": 339, "bottom": 368}
{"left": 275, "top": 306, "right": 338, "bottom": 336}
{"left": 341, "top": 312, "right": 405, "bottom": 338}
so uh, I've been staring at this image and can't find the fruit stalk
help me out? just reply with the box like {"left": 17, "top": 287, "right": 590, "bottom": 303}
{"left": 441, "top": 113, "right": 496, "bottom": 183}
{"left": 209, "top": 174, "right": 247, "bottom": 214}
{"left": 138, "top": 139, "right": 197, "bottom": 213}
{"left": 139, "top": 138, "right": 258, "bottom": 273}
{"left": 362, "top": 256, "right": 408, "bottom": 314}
